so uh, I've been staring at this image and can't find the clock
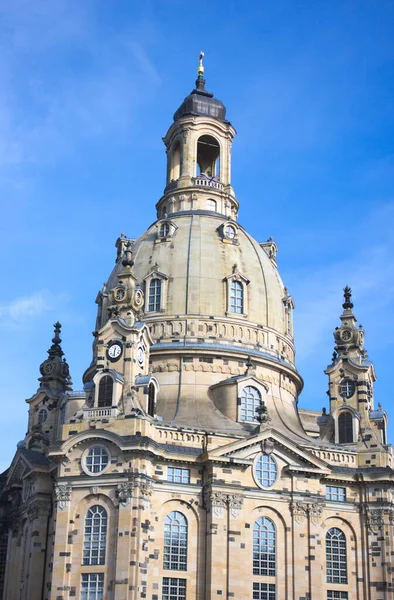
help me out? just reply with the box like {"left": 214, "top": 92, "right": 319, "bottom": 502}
{"left": 107, "top": 341, "right": 123, "bottom": 361}
{"left": 43, "top": 361, "right": 54, "bottom": 375}
{"left": 341, "top": 329, "right": 352, "bottom": 342}
{"left": 114, "top": 287, "right": 126, "bottom": 302}
{"left": 137, "top": 345, "right": 145, "bottom": 367}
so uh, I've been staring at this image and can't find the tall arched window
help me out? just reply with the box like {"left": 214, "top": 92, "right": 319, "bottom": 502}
{"left": 326, "top": 528, "right": 347, "bottom": 584}
{"left": 38, "top": 408, "right": 48, "bottom": 424}
{"left": 253, "top": 517, "right": 276, "bottom": 576}
{"left": 83, "top": 505, "right": 108, "bottom": 565}
{"left": 163, "top": 511, "right": 188, "bottom": 571}
{"left": 98, "top": 376, "right": 113, "bottom": 407}
{"left": 338, "top": 412, "right": 353, "bottom": 443}
{"left": 230, "top": 280, "right": 243, "bottom": 314}
{"left": 147, "top": 383, "right": 156, "bottom": 417}
{"left": 149, "top": 279, "right": 162, "bottom": 312}
{"left": 196, "top": 135, "right": 220, "bottom": 177}
{"left": 240, "top": 386, "right": 261, "bottom": 422}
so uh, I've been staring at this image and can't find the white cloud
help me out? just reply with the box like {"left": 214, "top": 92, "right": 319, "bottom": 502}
{"left": 0, "top": 291, "right": 67, "bottom": 327}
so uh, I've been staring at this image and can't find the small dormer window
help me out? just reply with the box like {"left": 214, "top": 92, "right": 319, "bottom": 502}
{"left": 148, "top": 279, "right": 162, "bottom": 312}
{"left": 38, "top": 408, "right": 48, "bottom": 424}
{"left": 230, "top": 280, "right": 244, "bottom": 314}
{"left": 224, "top": 224, "right": 236, "bottom": 239}
{"left": 239, "top": 386, "right": 261, "bottom": 422}
{"left": 159, "top": 222, "right": 170, "bottom": 237}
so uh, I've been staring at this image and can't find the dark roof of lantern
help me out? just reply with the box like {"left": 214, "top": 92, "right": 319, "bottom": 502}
{"left": 173, "top": 76, "right": 227, "bottom": 122}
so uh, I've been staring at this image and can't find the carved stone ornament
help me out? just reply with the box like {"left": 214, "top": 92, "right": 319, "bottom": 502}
{"left": 117, "top": 482, "right": 134, "bottom": 506}
{"left": 362, "top": 503, "right": 394, "bottom": 533}
{"left": 261, "top": 439, "right": 275, "bottom": 455}
{"left": 228, "top": 494, "right": 244, "bottom": 518}
{"left": 54, "top": 484, "right": 71, "bottom": 510}
{"left": 290, "top": 500, "right": 308, "bottom": 524}
{"left": 290, "top": 500, "right": 324, "bottom": 525}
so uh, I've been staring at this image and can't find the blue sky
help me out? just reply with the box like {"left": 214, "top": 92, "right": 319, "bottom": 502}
{"left": 1, "top": 0, "right": 394, "bottom": 471}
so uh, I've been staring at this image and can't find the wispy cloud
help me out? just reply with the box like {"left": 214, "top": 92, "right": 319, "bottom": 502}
{"left": 0, "top": 291, "right": 68, "bottom": 327}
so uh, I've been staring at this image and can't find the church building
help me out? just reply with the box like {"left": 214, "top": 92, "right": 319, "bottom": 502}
{"left": 1, "top": 55, "right": 393, "bottom": 600}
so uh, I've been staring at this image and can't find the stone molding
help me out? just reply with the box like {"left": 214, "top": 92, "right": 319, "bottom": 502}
{"left": 27, "top": 499, "right": 51, "bottom": 522}
{"left": 117, "top": 482, "right": 134, "bottom": 506}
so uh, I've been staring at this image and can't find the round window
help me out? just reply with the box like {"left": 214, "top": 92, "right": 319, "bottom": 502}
{"left": 83, "top": 446, "right": 110, "bottom": 475}
{"left": 224, "top": 225, "right": 236, "bottom": 239}
{"left": 339, "top": 379, "right": 356, "bottom": 399}
{"left": 254, "top": 454, "right": 277, "bottom": 488}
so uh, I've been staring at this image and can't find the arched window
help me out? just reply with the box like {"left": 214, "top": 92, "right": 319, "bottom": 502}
{"left": 98, "top": 376, "right": 113, "bottom": 407}
{"left": 149, "top": 279, "right": 162, "bottom": 312}
{"left": 230, "top": 280, "right": 243, "bottom": 314}
{"left": 170, "top": 140, "right": 181, "bottom": 180}
{"left": 253, "top": 517, "right": 276, "bottom": 575}
{"left": 338, "top": 412, "right": 353, "bottom": 443}
{"left": 38, "top": 408, "right": 48, "bottom": 424}
{"left": 147, "top": 383, "right": 156, "bottom": 417}
{"left": 160, "top": 222, "right": 170, "bottom": 237}
{"left": 326, "top": 528, "right": 347, "bottom": 584}
{"left": 83, "top": 505, "right": 108, "bottom": 565}
{"left": 163, "top": 511, "right": 188, "bottom": 571}
{"left": 240, "top": 386, "right": 261, "bottom": 422}
{"left": 196, "top": 135, "right": 220, "bottom": 177}
{"left": 206, "top": 198, "right": 217, "bottom": 212}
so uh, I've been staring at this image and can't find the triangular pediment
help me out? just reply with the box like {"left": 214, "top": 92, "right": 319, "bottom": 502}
{"left": 206, "top": 428, "right": 331, "bottom": 475}
{"left": 4, "top": 448, "right": 52, "bottom": 490}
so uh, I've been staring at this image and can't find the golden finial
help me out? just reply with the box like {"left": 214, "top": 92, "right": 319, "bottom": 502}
{"left": 197, "top": 51, "right": 205, "bottom": 77}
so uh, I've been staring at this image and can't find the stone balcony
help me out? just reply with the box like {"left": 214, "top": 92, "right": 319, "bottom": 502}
{"left": 83, "top": 406, "right": 119, "bottom": 419}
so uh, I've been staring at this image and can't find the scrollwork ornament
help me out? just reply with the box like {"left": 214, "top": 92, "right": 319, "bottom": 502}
{"left": 27, "top": 500, "right": 51, "bottom": 522}
{"left": 204, "top": 489, "right": 227, "bottom": 518}
{"left": 308, "top": 501, "right": 324, "bottom": 525}
{"left": 117, "top": 482, "right": 134, "bottom": 506}
{"left": 54, "top": 484, "right": 71, "bottom": 510}
{"left": 290, "top": 500, "right": 308, "bottom": 524}
{"left": 228, "top": 494, "right": 244, "bottom": 518}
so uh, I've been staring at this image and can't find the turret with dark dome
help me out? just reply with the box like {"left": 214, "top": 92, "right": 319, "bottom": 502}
{"left": 173, "top": 52, "right": 227, "bottom": 122}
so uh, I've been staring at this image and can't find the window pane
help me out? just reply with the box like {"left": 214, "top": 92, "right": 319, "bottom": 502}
{"left": 149, "top": 279, "right": 162, "bottom": 312}
{"left": 326, "top": 528, "right": 347, "bottom": 584}
{"left": 326, "top": 486, "right": 346, "bottom": 502}
{"left": 162, "top": 577, "right": 186, "bottom": 600}
{"left": 81, "top": 573, "right": 104, "bottom": 600}
{"left": 230, "top": 280, "right": 243, "bottom": 313}
{"left": 168, "top": 468, "right": 190, "bottom": 484}
{"left": 83, "top": 505, "right": 107, "bottom": 565}
{"left": 338, "top": 412, "right": 353, "bottom": 443}
{"left": 327, "top": 592, "right": 348, "bottom": 599}
{"left": 163, "top": 511, "right": 188, "bottom": 571}
{"left": 240, "top": 386, "right": 261, "bottom": 422}
{"left": 253, "top": 582, "right": 276, "bottom": 600}
{"left": 85, "top": 447, "right": 109, "bottom": 474}
{"left": 253, "top": 517, "right": 276, "bottom": 576}
{"left": 255, "top": 454, "right": 277, "bottom": 488}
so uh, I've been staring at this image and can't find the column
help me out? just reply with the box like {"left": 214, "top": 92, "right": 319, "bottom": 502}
{"left": 113, "top": 481, "right": 134, "bottom": 600}
{"left": 49, "top": 484, "right": 72, "bottom": 600}
{"left": 204, "top": 489, "right": 229, "bottom": 599}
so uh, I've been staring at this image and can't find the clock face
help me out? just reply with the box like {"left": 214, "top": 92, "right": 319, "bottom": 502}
{"left": 107, "top": 342, "right": 122, "bottom": 361}
{"left": 43, "top": 362, "right": 54, "bottom": 375}
{"left": 339, "top": 379, "right": 356, "bottom": 399}
{"left": 137, "top": 345, "right": 145, "bottom": 366}
{"left": 341, "top": 329, "right": 352, "bottom": 341}
{"left": 114, "top": 287, "right": 126, "bottom": 302}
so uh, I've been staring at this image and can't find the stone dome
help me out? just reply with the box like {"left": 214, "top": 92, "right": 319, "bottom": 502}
{"left": 103, "top": 211, "right": 296, "bottom": 370}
